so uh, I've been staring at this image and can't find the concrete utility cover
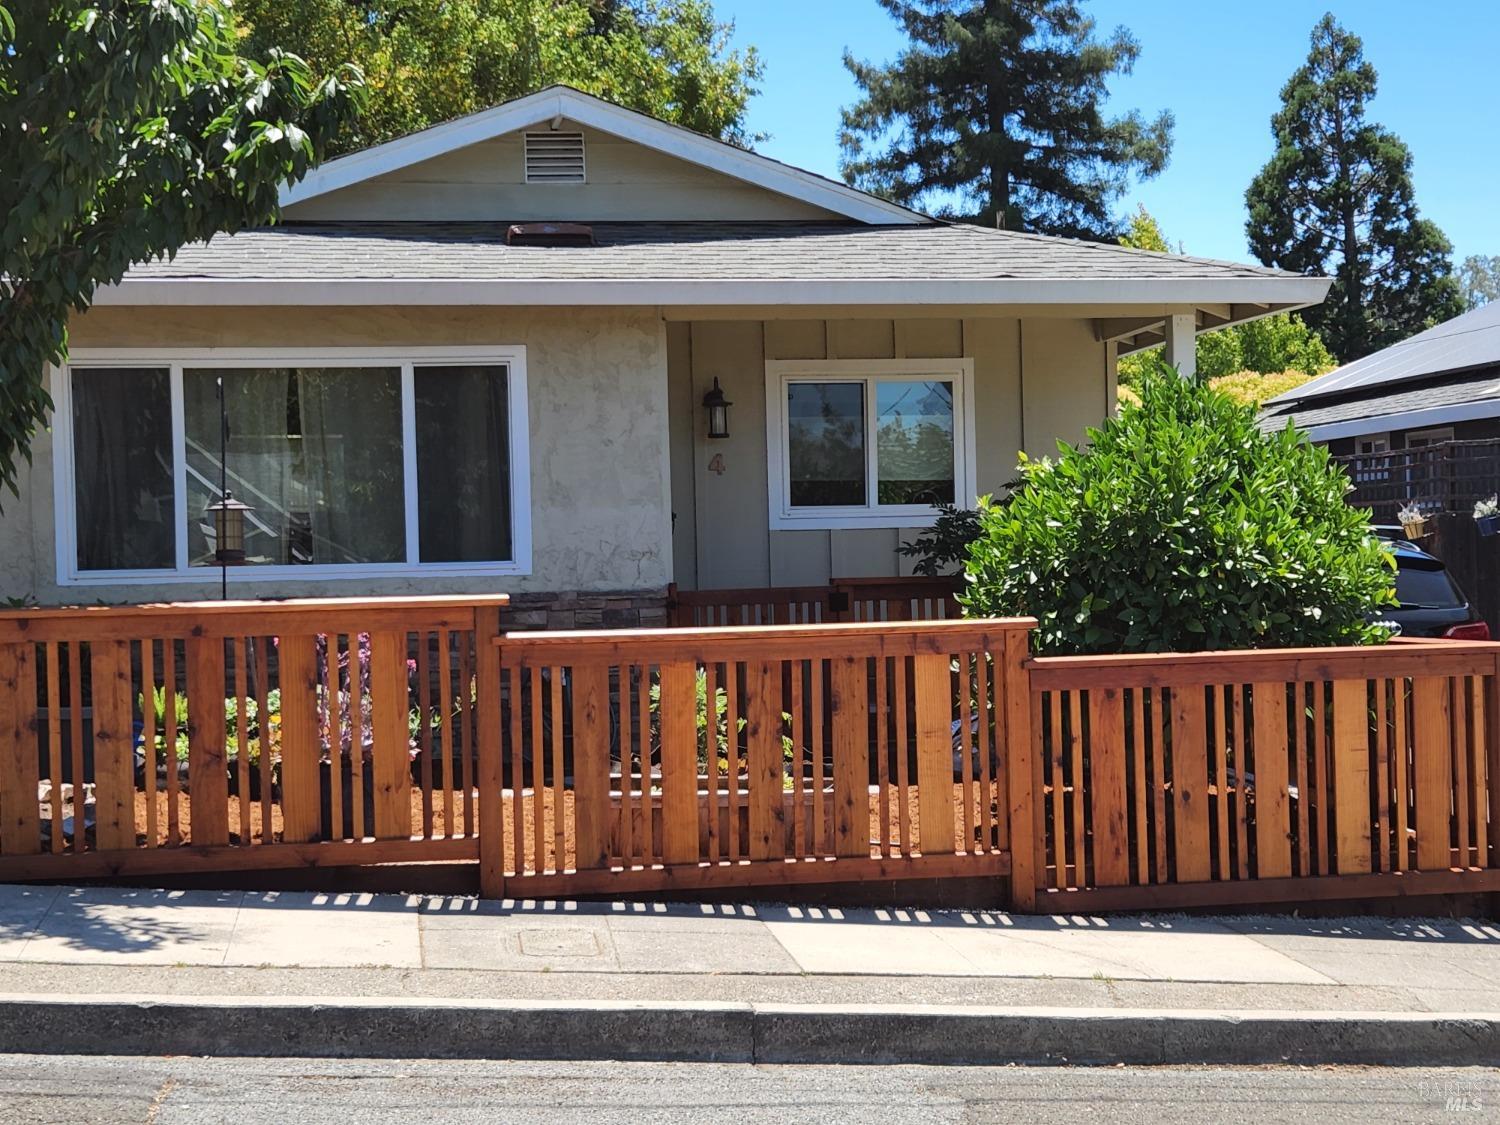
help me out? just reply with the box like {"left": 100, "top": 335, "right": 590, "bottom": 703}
{"left": 518, "top": 928, "right": 602, "bottom": 958}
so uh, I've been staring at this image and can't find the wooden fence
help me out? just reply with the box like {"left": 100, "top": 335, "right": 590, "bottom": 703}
{"left": 1013, "top": 638, "right": 1500, "bottom": 911}
{"left": 666, "top": 576, "right": 962, "bottom": 627}
{"left": 481, "top": 618, "right": 1029, "bottom": 897}
{"left": 0, "top": 594, "right": 1496, "bottom": 914}
{"left": 0, "top": 597, "right": 505, "bottom": 882}
{"left": 1333, "top": 438, "right": 1500, "bottom": 523}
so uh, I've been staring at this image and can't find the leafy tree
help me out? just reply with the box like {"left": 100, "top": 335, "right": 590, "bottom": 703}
{"left": 1459, "top": 254, "right": 1500, "bottom": 310}
{"left": 964, "top": 369, "right": 1395, "bottom": 654}
{"left": 1246, "top": 14, "right": 1462, "bottom": 363}
{"left": 839, "top": 0, "right": 1172, "bottom": 238}
{"left": 1116, "top": 206, "right": 1333, "bottom": 384}
{"left": 236, "top": 0, "right": 763, "bottom": 153}
{"left": 0, "top": 1, "right": 362, "bottom": 500}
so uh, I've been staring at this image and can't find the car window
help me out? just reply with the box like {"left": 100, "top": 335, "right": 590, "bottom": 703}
{"left": 1395, "top": 564, "right": 1465, "bottom": 608}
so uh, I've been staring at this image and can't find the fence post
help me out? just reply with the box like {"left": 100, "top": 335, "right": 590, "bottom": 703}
{"left": 1488, "top": 654, "right": 1500, "bottom": 873}
{"left": 475, "top": 607, "right": 506, "bottom": 899}
{"left": 1001, "top": 626, "right": 1037, "bottom": 912}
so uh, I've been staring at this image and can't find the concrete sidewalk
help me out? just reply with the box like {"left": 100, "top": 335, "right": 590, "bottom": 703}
{"left": 0, "top": 883, "right": 1499, "bottom": 1014}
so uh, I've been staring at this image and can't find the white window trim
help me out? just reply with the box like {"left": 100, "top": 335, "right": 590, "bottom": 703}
{"left": 765, "top": 358, "right": 977, "bottom": 531}
{"left": 1353, "top": 431, "right": 1392, "bottom": 483}
{"left": 52, "top": 345, "right": 532, "bottom": 586}
{"left": 1404, "top": 426, "right": 1455, "bottom": 447}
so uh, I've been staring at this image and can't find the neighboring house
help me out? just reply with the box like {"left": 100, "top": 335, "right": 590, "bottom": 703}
{"left": 1260, "top": 302, "right": 1500, "bottom": 519}
{"left": 0, "top": 86, "right": 1328, "bottom": 624}
{"left": 1261, "top": 301, "right": 1500, "bottom": 455}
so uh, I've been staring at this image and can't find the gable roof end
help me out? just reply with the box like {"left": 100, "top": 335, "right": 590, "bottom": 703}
{"left": 281, "top": 85, "right": 926, "bottom": 226}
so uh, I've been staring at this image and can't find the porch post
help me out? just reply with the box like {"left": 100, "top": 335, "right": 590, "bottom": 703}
{"left": 1163, "top": 312, "right": 1197, "bottom": 379}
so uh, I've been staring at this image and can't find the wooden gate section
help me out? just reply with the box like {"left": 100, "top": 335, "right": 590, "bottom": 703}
{"left": 1022, "top": 639, "right": 1500, "bottom": 911}
{"left": 480, "top": 618, "right": 1031, "bottom": 898}
{"left": 0, "top": 597, "right": 506, "bottom": 881}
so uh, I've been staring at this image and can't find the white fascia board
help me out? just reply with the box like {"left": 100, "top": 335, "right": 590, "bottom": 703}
{"left": 280, "top": 86, "right": 923, "bottom": 226}
{"left": 1295, "top": 398, "right": 1500, "bottom": 442}
{"left": 97, "top": 275, "right": 1333, "bottom": 308}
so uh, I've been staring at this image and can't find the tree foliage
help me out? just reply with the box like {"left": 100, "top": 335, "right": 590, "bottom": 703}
{"left": 1116, "top": 206, "right": 1333, "bottom": 384}
{"left": 964, "top": 369, "right": 1395, "bottom": 654}
{"left": 1459, "top": 254, "right": 1500, "bottom": 310}
{"left": 1245, "top": 14, "right": 1462, "bottom": 363}
{"left": 236, "top": 0, "right": 763, "bottom": 153}
{"left": 0, "top": 0, "right": 362, "bottom": 500}
{"left": 839, "top": 0, "right": 1172, "bottom": 238}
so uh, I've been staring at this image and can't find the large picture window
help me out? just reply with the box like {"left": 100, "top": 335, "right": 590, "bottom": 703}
{"left": 55, "top": 348, "right": 530, "bottom": 582}
{"left": 767, "top": 359, "right": 975, "bottom": 530}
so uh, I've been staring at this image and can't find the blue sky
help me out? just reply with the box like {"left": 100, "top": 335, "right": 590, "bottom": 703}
{"left": 719, "top": 1, "right": 1497, "bottom": 265}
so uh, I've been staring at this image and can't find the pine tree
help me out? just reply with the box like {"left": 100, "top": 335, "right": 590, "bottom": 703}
{"left": 1246, "top": 14, "right": 1462, "bottom": 362}
{"left": 839, "top": 0, "right": 1172, "bottom": 239}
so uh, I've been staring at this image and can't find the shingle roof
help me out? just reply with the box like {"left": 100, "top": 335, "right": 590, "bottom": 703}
{"left": 1259, "top": 364, "right": 1500, "bottom": 432}
{"left": 1266, "top": 301, "right": 1500, "bottom": 407}
{"left": 125, "top": 220, "right": 1305, "bottom": 284}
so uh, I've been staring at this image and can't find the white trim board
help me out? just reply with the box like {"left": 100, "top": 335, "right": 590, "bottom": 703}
{"left": 279, "top": 85, "right": 923, "bottom": 226}
{"left": 1295, "top": 398, "right": 1500, "bottom": 443}
{"left": 96, "top": 275, "right": 1334, "bottom": 309}
{"left": 764, "top": 358, "right": 978, "bottom": 532}
{"left": 53, "top": 345, "right": 532, "bottom": 587}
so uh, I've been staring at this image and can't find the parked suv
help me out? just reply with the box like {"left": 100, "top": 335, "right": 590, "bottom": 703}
{"left": 1371, "top": 527, "right": 1489, "bottom": 639}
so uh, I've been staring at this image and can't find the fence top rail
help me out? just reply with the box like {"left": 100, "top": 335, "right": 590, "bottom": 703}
{"left": 1027, "top": 638, "right": 1500, "bottom": 691}
{"left": 498, "top": 616, "right": 1035, "bottom": 665}
{"left": 0, "top": 594, "right": 510, "bottom": 644}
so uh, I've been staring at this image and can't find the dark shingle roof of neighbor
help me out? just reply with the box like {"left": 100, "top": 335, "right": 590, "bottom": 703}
{"left": 122, "top": 220, "right": 1306, "bottom": 283}
{"left": 1265, "top": 300, "right": 1500, "bottom": 408}
{"left": 1258, "top": 364, "right": 1500, "bottom": 432}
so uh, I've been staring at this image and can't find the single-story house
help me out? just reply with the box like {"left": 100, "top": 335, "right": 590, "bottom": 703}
{"left": 0, "top": 86, "right": 1328, "bottom": 625}
{"left": 1260, "top": 300, "right": 1500, "bottom": 457}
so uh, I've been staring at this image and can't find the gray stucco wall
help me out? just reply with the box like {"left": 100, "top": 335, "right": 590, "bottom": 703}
{"left": 2, "top": 305, "right": 672, "bottom": 604}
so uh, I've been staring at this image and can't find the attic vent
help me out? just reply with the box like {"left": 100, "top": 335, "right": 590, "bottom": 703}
{"left": 507, "top": 222, "right": 595, "bottom": 248}
{"left": 524, "top": 131, "right": 586, "bottom": 183}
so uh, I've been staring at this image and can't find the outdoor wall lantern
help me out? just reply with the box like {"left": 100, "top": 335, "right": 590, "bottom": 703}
{"left": 703, "top": 377, "right": 732, "bottom": 439}
{"left": 205, "top": 492, "right": 252, "bottom": 565}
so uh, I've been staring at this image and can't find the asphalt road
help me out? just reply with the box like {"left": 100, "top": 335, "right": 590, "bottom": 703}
{"left": 1, "top": 1056, "right": 1497, "bottom": 1124}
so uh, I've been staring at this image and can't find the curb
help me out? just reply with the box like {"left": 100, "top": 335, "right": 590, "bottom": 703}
{"left": 0, "top": 995, "right": 1496, "bottom": 1067}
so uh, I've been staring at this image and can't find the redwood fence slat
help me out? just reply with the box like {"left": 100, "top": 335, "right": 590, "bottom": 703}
{"left": 90, "top": 639, "right": 134, "bottom": 853}
{"left": 1088, "top": 687, "right": 1129, "bottom": 886}
{"left": 832, "top": 655, "right": 870, "bottom": 859}
{"left": 0, "top": 644, "right": 39, "bottom": 856}
{"left": 913, "top": 654, "right": 953, "bottom": 857}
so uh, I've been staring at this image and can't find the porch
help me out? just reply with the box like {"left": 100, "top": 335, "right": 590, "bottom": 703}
{"left": 0, "top": 595, "right": 1496, "bottom": 914}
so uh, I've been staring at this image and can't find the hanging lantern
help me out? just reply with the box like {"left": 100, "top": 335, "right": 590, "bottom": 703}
{"left": 702, "top": 377, "right": 732, "bottom": 439}
{"left": 205, "top": 492, "right": 252, "bottom": 565}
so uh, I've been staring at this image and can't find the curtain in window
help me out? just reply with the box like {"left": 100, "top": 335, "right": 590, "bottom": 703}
{"left": 71, "top": 368, "right": 175, "bottom": 570}
{"left": 414, "top": 364, "right": 512, "bottom": 562}
{"left": 296, "top": 369, "right": 405, "bottom": 564}
{"left": 184, "top": 367, "right": 403, "bottom": 566}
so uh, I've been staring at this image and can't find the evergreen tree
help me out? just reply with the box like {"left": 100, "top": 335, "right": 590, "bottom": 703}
{"left": 839, "top": 0, "right": 1172, "bottom": 238}
{"left": 1246, "top": 14, "right": 1462, "bottom": 362}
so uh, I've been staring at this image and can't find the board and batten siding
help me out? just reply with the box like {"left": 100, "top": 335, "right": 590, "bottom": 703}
{"left": 282, "top": 121, "right": 844, "bottom": 224}
{"left": 668, "top": 316, "right": 1113, "bottom": 590}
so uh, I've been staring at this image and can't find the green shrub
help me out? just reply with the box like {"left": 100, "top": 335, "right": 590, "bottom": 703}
{"left": 898, "top": 503, "right": 982, "bottom": 576}
{"left": 963, "top": 370, "right": 1396, "bottom": 654}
